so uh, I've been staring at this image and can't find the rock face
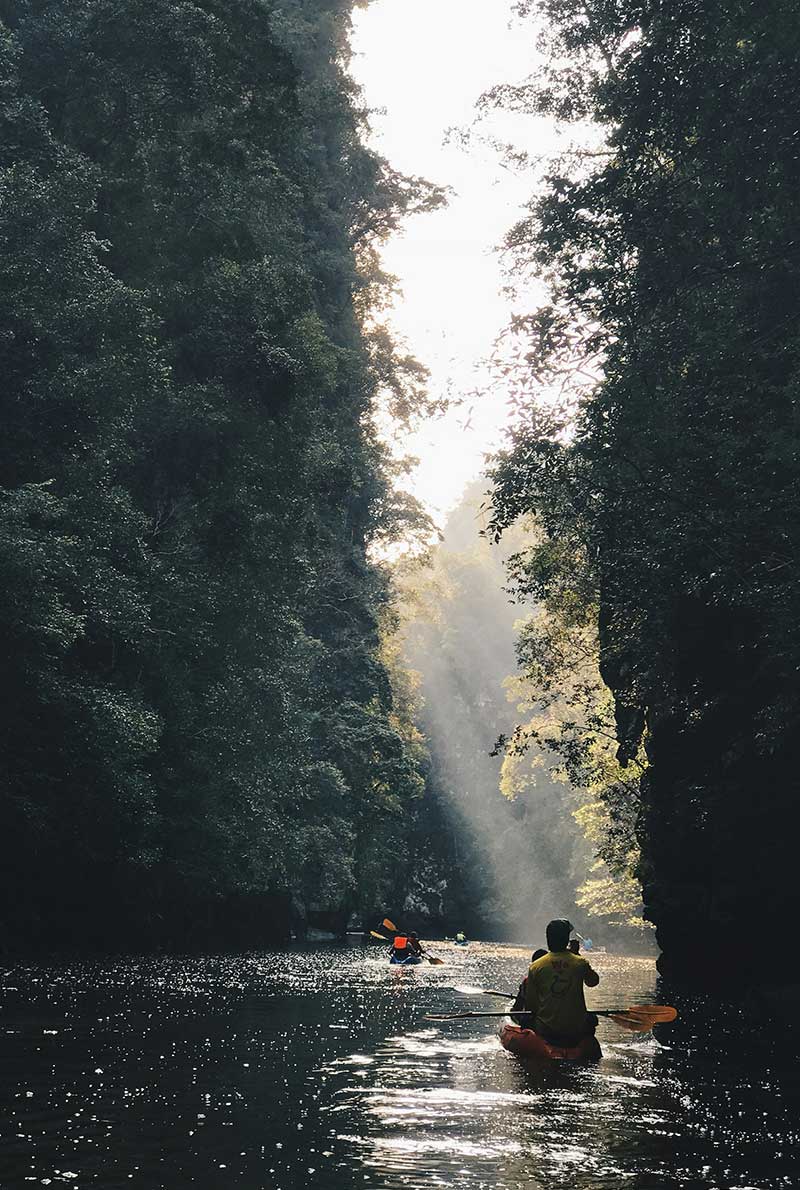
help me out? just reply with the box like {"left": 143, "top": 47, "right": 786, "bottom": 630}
{"left": 630, "top": 609, "right": 798, "bottom": 986}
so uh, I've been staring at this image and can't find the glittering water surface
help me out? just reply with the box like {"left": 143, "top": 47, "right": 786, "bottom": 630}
{"left": 1, "top": 944, "right": 798, "bottom": 1188}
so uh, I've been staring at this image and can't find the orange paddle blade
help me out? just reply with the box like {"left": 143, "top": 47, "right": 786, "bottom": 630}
{"left": 382, "top": 918, "right": 398, "bottom": 932}
{"left": 607, "top": 1013, "right": 656, "bottom": 1033}
{"left": 625, "top": 1005, "right": 678, "bottom": 1023}
{"left": 603, "top": 1005, "right": 678, "bottom": 1032}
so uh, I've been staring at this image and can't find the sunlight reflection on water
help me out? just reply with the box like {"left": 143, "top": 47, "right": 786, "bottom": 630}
{"left": 1, "top": 944, "right": 799, "bottom": 1189}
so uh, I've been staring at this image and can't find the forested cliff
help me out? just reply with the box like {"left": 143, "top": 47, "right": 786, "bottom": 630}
{"left": 0, "top": 0, "right": 438, "bottom": 949}
{"left": 486, "top": 0, "right": 800, "bottom": 982}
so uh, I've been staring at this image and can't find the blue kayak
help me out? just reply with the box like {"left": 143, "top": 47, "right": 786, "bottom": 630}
{"left": 389, "top": 953, "right": 423, "bottom": 966}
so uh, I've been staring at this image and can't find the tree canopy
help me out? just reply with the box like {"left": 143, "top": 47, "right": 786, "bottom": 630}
{"left": 0, "top": 0, "right": 440, "bottom": 948}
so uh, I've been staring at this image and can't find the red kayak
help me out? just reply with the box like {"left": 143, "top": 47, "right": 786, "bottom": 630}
{"left": 499, "top": 1023, "right": 601, "bottom": 1063}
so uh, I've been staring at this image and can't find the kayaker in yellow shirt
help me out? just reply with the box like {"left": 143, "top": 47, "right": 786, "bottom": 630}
{"left": 523, "top": 919, "right": 599, "bottom": 1045}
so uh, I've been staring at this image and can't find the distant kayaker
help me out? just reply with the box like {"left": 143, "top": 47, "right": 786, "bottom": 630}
{"left": 390, "top": 931, "right": 423, "bottom": 961}
{"left": 455, "top": 931, "right": 467, "bottom": 944}
{"left": 522, "top": 919, "right": 599, "bottom": 1045}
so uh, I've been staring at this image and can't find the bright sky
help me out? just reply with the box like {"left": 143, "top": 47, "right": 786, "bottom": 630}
{"left": 350, "top": 0, "right": 555, "bottom": 523}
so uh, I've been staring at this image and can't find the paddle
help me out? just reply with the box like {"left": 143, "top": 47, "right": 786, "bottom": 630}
{"left": 381, "top": 917, "right": 444, "bottom": 965}
{"left": 424, "top": 1005, "right": 677, "bottom": 1033}
{"left": 370, "top": 930, "right": 388, "bottom": 941}
{"left": 466, "top": 987, "right": 676, "bottom": 1027}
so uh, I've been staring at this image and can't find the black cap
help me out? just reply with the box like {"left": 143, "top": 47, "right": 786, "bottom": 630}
{"left": 546, "top": 919, "right": 573, "bottom": 951}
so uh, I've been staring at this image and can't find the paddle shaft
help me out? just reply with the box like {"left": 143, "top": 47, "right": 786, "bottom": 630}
{"left": 475, "top": 989, "right": 663, "bottom": 1018}
{"left": 430, "top": 1010, "right": 531, "bottom": 1018}
{"left": 426, "top": 1009, "right": 651, "bottom": 1021}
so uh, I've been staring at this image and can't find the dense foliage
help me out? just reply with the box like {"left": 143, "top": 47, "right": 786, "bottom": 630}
{"left": 486, "top": 0, "right": 800, "bottom": 978}
{"left": 0, "top": 0, "right": 440, "bottom": 949}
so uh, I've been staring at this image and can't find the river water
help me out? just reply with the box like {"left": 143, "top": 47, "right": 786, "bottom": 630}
{"left": 1, "top": 943, "right": 798, "bottom": 1189}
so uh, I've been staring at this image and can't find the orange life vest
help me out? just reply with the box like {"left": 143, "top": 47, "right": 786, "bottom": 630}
{"left": 393, "top": 935, "right": 409, "bottom": 950}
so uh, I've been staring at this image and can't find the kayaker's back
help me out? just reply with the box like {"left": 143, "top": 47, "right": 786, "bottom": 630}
{"left": 525, "top": 949, "right": 599, "bottom": 1040}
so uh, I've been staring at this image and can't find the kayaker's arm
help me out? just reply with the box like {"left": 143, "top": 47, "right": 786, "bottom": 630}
{"left": 523, "top": 969, "right": 540, "bottom": 1018}
{"left": 509, "top": 979, "right": 527, "bottom": 1025}
{"left": 583, "top": 961, "right": 600, "bottom": 987}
